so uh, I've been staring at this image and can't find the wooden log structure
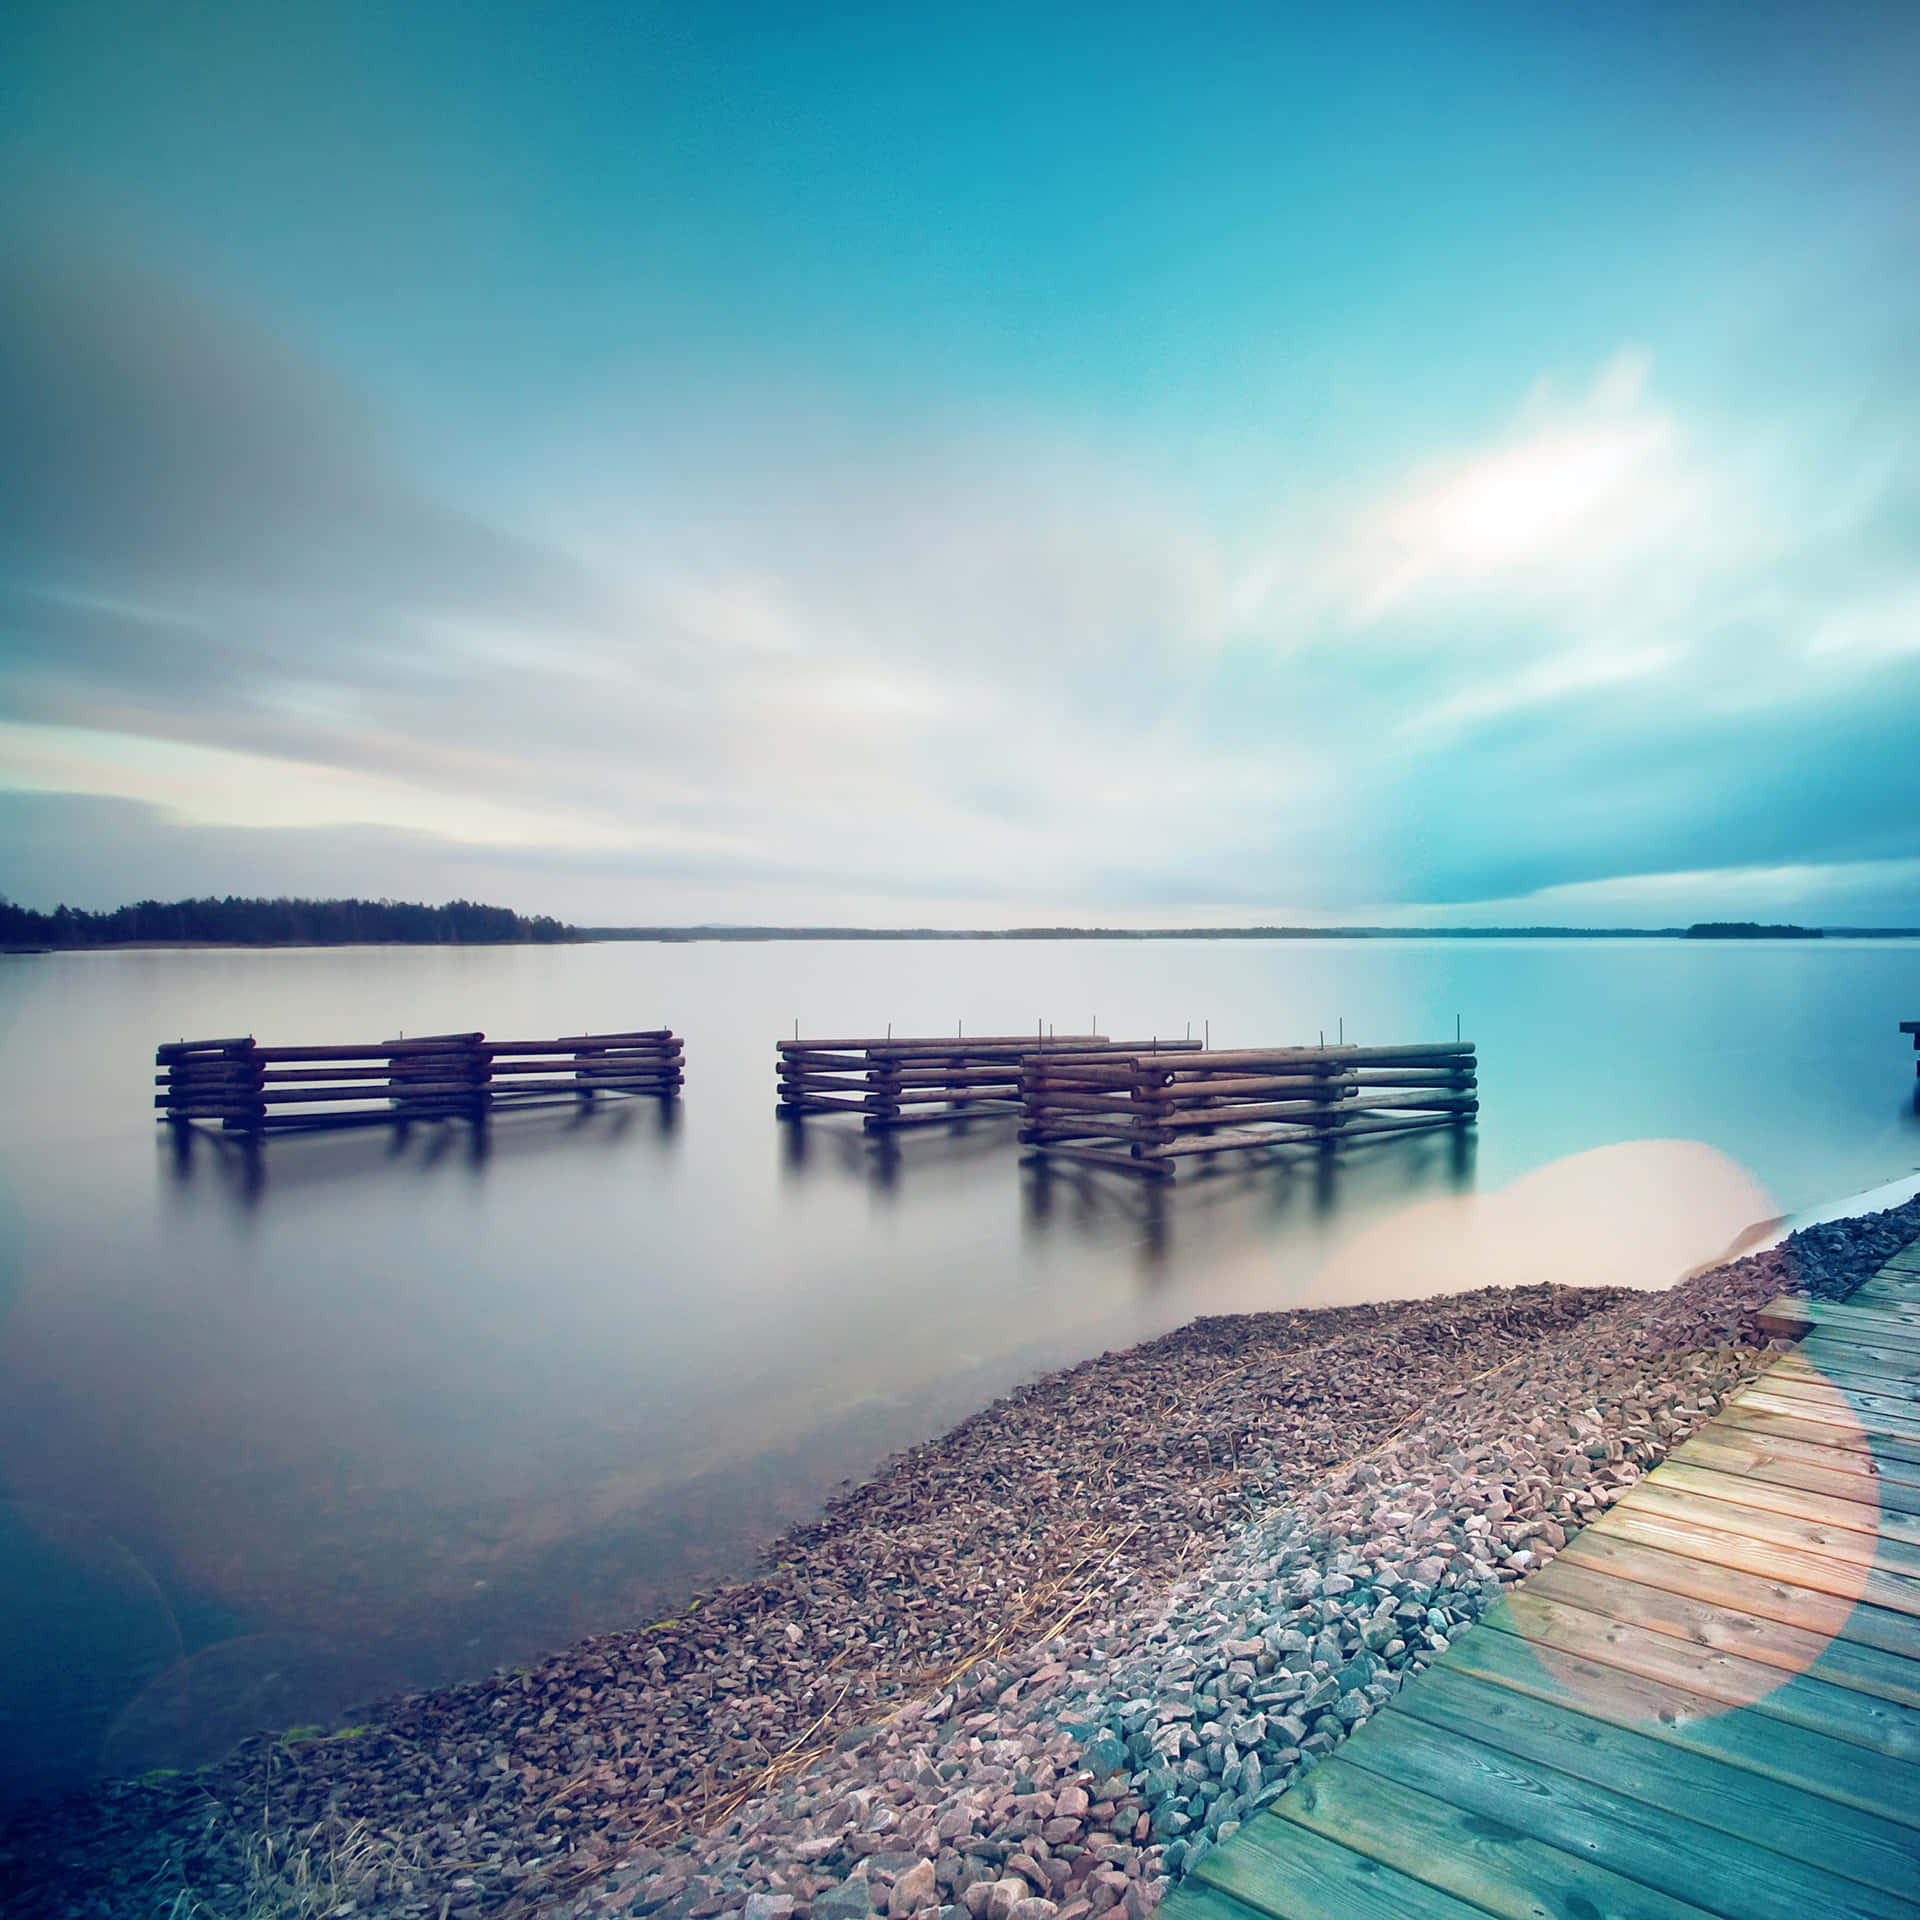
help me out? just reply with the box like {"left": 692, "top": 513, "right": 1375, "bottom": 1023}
{"left": 1021, "top": 1041, "right": 1477, "bottom": 1180}
{"left": 776, "top": 1033, "right": 1172, "bottom": 1131}
{"left": 156, "top": 1028, "right": 682, "bottom": 1132}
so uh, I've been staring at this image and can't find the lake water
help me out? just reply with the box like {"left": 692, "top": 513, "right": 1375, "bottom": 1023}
{"left": 2, "top": 936, "right": 1916, "bottom": 1805}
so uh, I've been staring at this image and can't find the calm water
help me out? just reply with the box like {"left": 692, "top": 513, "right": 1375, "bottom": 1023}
{"left": 2, "top": 937, "right": 1916, "bottom": 1804}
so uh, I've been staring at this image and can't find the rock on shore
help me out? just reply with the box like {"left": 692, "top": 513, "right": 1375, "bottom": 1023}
{"left": 4, "top": 1191, "right": 1915, "bottom": 1920}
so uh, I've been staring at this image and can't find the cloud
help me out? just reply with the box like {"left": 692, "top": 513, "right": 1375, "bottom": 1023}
{"left": 1, "top": 227, "right": 1917, "bottom": 924}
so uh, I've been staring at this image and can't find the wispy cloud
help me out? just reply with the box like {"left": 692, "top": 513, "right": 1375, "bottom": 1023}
{"left": 2, "top": 220, "right": 1918, "bottom": 924}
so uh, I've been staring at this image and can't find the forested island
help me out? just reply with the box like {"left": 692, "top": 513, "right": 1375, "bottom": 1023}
{"left": 1683, "top": 921, "right": 1823, "bottom": 939}
{"left": 0, "top": 896, "right": 579, "bottom": 948}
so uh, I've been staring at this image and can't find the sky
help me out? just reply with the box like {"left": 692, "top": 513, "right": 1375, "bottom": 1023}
{"left": 2, "top": 0, "right": 1918, "bottom": 927}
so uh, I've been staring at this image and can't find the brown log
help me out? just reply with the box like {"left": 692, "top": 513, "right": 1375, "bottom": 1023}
{"left": 1018, "top": 1119, "right": 1148, "bottom": 1144}
{"left": 1150, "top": 1043, "right": 1472, "bottom": 1070}
{"left": 868, "top": 1086, "right": 1033, "bottom": 1108}
{"left": 788, "top": 1064, "right": 1020, "bottom": 1090}
{"left": 1347, "top": 1067, "right": 1478, "bottom": 1086}
{"left": 492, "top": 1057, "right": 673, "bottom": 1077}
{"left": 1020, "top": 1090, "right": 1147, "bottom": 1116}
{"left": 779, "top": 1033, "right": 1106, "bottom": 1055}
{"left": 777, "top": 1072, "right": 881, "bottom": 1095}
{"left": 865, "top": 1104, "right": 1021, "bottom": 1129}
{"left": 488, "top": 1036, "right": 679, "bottom": 1056}
{"left": 475, "top": 1075, "right": 675, "bottom": 1097}
{"left": 1146, "top": 1124, "right": 1323, "bottom": 1158}
{"left": 155, "top": 1037, "right": 255, "bottom": 1060}
{"left": 1149, "top": 1097, "right": 1347, "bottom": 1129}
{"left": 251, "top": 1039, "right": 480, "bottom": 1063}
{"left": 1020, "top": 1067, "right": 1149, "bottom": 1092}
{"left": 1151, "top": 1074, "right": 1358, "bottom": 1102}
{"left": 237, "top": 1083, "right": 487, "bottom": 1106}
{"left": 1333, "top": 1112, "right": 1472, "bottom": 1141}
{"left": 1338, "top": 1090, "right": 1479, "bottom": 1114}
{"left": 547, "top": 1030, "right": 676, "bottom": 1046}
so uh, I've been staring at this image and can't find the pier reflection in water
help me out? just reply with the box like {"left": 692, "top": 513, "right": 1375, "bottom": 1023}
{"left": 160, "top": 1093, "right": 680, "bottom": 1218}
{"left": 777, "top": 1107, "right": 1478, "bottom": 1275}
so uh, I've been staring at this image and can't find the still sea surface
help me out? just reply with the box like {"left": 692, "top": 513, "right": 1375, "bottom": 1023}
{"left": 2, "top": 936, "right": 1916, "bottom": 1805}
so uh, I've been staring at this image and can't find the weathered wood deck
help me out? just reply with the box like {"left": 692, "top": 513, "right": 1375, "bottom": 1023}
{"left": 1167, "top": 1238, "right": 1920, "bottom": 1920}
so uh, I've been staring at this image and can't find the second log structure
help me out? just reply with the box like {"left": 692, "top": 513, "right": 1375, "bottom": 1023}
{"left": 1021, "top": 1041, "right": 1476, "bottom": 1180}
{"left": 776, "top": 1033, "right": 1169, "bottom": 1131}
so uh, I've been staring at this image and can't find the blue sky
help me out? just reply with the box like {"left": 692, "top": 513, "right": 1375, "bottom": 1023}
{"left": 2, "top": 1, "right": 1918, "bottom": 924}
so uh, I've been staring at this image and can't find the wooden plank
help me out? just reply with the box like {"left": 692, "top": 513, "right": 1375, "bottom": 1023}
{"left": 1524, "top": 1552, "right": 1920, "bottom": 1706}
{"left": 1393, "top": 1663, "right": 1920, "bottom": 1904}
{"left": 1187, "top": 1813, "right": 1499, "bottom": 1920}
{"left": 1776, "top": 1361, "right": 1920, "bottom": 1414}
{"left": 1490, "top": 1592, "right": 1920, "bottom": 1763}
{"left": 1270, "top": 1752, "right": 1719, "bottom": 1920}
{"left": 1671, "top": 1427, "right": 1920, "bottom": 1508}
{"left": 1333, "top": 1702, "right": 1919, "bottom": 1920}
{"left": 1554, "top": 1527, "right": 1920, "bottom": 1658}
{"left": 1756, "top": 1298, "right": 1920, "bottom": 1344}
{"left": 1777, "top": 1338, "right": 1920, "bottom": 1387}
{"left": 1595, "top": 1500, "right": 1920, "bottom": 1620}
{"left": 1855, "top": 1260, "right": 1920, "bottom": 1293}
{"left": 1795, "top": 1332, "right": 1920, "bottom": 1398}
{"left": 1760, "top": 1356, "right": 1920, "bottom": 1405}
{"left": 1620, "top": 1479, "right": 1920, "bottom": 1577}
{"left": 1714, "top": 1400, "right": 1920, "bottom": 1468}
{"left": 1649, "top": 1458, "right": 1920, "bottom": 1545}
{"left": 1755, "top": 1295, "right": 1817, "bottom": 1339}
{"left": 1731, "top": 1383, "right": 1920, "bottom": 1444}
{"left": 1854, "top": 1282, "right": 1920, "bottom": 1315}
{"left": 1161, "top": 1882, "right": 1294, "bottom": 1920}
{"left": 1441, "top": 1618, "right": 1920, "bottom": 1827}
{"left": 1781, "top": 1328, "right": 1920, "bottom": 1390}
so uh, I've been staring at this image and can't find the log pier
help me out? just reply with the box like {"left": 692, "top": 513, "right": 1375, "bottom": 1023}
{"left": 776, "top": 1034, "right": 1167, "bottom": 1131}
{"left": 156, "top": 1029, "right": 682, "bottom": 1132}
{"left": 1022, "top": 1042, "right": 1477, "bottom": 1180}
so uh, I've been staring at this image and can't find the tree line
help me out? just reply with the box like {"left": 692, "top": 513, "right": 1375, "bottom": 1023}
{"left": 0, "top": 895, "right": 579, "bottom": 947}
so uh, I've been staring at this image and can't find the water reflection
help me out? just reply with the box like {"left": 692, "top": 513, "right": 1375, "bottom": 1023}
{"left": 1018, "top": 1124, "right": 1480, "bottom": 1275}
{"left": 777, "top": 1111, "right": 1022, "bottom": 1197}
{"left": 159, "top": 1097, "right": 681, "bottom": 1219}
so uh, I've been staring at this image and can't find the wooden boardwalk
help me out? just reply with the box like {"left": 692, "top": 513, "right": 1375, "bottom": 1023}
{"left": 1170, "top": 1239, "right": 1920, "bottom": 1920}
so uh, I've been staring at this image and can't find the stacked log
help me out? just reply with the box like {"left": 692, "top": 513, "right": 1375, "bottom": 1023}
{"left": 155, "top": 1029, "right": 682, "bottom": 1131}
{"left": 1020, "top": 1042, "right": 1477, "bottom": 1179}
{"left": 483, "top": 1031, "right": 683, "bottom": 1110}
{"left": 154, "top": 1037, "right": 266, "bottom": 1130}
{"left": 776, "top": 1034, "right": 1165, "bottom": 1132}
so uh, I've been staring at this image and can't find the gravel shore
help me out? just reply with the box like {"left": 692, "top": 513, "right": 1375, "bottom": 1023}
{"left": 6, "top": 1191, "right": 1917, "bottom": 1920}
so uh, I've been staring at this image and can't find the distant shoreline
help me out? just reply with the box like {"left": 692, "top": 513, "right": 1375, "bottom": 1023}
{"left": 577, "top": 923, "right": 1915, "bottom": 942}
{"left": 8, "top": 924, "right": 1919, "bottom": 954}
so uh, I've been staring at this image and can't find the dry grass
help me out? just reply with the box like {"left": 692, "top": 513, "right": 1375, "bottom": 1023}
{"left": 238, "top": 1809, "right": 422, "bottom": 1917}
